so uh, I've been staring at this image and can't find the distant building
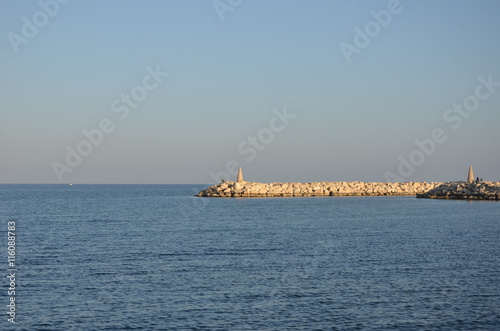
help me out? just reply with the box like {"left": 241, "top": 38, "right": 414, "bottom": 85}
{"left": 237, "top": 167, "right": 244, "bottom": 183}
{"left": 467, "top": 166, "right": 474, "bottom": 183}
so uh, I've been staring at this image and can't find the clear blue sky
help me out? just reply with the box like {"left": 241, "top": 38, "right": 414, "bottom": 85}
{"left": 1, "top": 0, "right": 499, "bottom": 184}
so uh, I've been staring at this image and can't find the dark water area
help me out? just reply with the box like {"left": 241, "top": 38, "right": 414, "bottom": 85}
{"left": 0, "top": 184, "right": 499, "bottom": 330}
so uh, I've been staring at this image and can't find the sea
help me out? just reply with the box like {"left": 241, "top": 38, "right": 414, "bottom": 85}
{"left": 0, "top": 184, "right": 499, "bottom": 330}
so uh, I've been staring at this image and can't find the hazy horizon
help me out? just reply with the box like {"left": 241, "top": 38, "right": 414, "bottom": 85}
{"left": 1, "top": 0, "right": 499, "bottom": 184}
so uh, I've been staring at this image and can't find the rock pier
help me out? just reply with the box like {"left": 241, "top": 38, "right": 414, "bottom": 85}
{"left": 197, "top": 167, "right": 499, "bottom": 199}
{"left": 197, "top": 181, "right": 443, "bottom": 198}
{"left": 416, "top": 181, "right": 500, "bottom": 200}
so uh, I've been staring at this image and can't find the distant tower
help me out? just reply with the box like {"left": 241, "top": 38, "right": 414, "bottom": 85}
{"left": 467, "top": 165, "right": 474, "bottom": 183}
{"left": 236, "top": 167, "right": 244, "bottom": 183}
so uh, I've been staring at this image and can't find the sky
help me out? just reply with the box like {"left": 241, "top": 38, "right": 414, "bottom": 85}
{"left": 1, "top": 0, "right": 499, "bottom": 184}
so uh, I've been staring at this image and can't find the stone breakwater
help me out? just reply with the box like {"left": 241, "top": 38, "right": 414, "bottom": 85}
{"left": 197, "top": 181, "right": 444, "bottom": 198}
{"left": 416, "top": 181, "right": 500, "bottom": 200}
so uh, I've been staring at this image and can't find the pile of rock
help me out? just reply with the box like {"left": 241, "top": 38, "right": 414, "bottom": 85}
{"left": 197, "top": 181, "right": 444, "bottom": 198}
{"left": 197, "top": 167, "right": 499, "bottom": 199}
{"left": 416, "top": 181, "right": 500, "bottom": 200}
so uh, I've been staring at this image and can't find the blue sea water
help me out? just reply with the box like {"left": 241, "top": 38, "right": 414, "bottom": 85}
{"left": 0, "top": 184, "right": 499, "bottom": 330}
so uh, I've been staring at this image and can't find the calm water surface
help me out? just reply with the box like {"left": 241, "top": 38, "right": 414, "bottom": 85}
{"left": 0, "top": 184, "right": 499, "bottom": 330}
